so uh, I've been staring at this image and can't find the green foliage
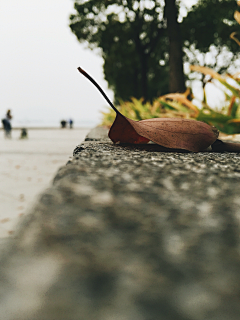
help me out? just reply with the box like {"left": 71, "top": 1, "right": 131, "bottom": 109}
{"left": 197, "top": 108, "right": 240, "bottom": 134}
{"left": 101, "top": 94, "right": 198, "bottom": 127}
{"left": 101, "top": 68, "right": 240, "bottom": 135}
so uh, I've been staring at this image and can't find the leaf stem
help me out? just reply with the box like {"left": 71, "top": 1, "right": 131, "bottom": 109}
{"left": 77, "top": 67, "right": 120, "bottom": 114}
{"left": 212, "top": 139, "right": 240, "bottom": 152}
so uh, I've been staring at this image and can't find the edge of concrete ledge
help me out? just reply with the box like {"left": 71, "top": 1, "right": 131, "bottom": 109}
{"left": 84, "top": 126, "right": 110, "bottom": 141}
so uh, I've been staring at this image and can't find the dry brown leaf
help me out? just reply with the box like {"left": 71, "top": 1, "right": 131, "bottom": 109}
{"left": 160, "top": 93, "right": 199, "bottom": 116}
{"left": 190, "top": 65, "right": 223, "bottom": 80}
{"left": 227, "top": 119, "right": 240, "bottom": 124}
{"left": 78, "top": 67, "right": 220, "bottom": 152}
{"left": 227, "top": 96, "right": 236, "bottom": 116}
{"left": 234, "top": 11, "right": 240, "bottom": 25}
{"left": 230, "top": 32, "right": 240, "bottom": 46}
{"left": 226, "top": 72, "right": 240, "bottom": 80}
{"left": 109, "top": 115, "right": 218, "bottom": 152}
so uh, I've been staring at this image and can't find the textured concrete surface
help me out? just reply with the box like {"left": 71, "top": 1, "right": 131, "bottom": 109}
{"left": 1, "top": 127, "right": 240, "bottom": 320}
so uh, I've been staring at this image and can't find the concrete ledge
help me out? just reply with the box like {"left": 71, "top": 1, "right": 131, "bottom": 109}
{"left": 84, "top": 126, "right": 109, "bottom": 141}
{"left": 1, "top": 128, "right": 240, "bottom": 319}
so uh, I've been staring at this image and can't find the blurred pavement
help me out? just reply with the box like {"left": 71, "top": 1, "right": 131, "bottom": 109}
{"left": 0, "top": 128, "right": 89, "bottom": 237}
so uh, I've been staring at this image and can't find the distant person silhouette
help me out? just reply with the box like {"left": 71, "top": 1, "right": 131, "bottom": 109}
{"left": 60, "top": 120, "right": 67, "bottom": 128}
{"left": 69, "top": 119, "right": 73, "bottom": 129}
{"left": 20, "top": 128, "right": 28, "bottom": 139}
{"left": 2, "top": 109, "right": 12, "bottom": 138}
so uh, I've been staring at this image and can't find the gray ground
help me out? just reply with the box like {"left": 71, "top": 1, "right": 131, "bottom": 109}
{"left": 1, "top": 127, "right": 240, "bottom": 320}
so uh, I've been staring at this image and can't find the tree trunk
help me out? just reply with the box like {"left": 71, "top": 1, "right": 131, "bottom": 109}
{"left": 165, "top": 0, "right": 186, "bottom": 93}
{"left": 140, "top": 53, "right": 148, "bottom": 101}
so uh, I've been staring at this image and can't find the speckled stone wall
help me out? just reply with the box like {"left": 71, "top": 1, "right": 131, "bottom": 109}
{"left": 0, "top": 128, "right": 240, "bottom": 320}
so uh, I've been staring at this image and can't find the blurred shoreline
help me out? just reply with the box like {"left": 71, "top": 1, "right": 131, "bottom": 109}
{"left": 0, "top": 127, "right": 94, "bottom": 130}
{"left": 0, "top": 128, "right": 90, "bottom": 238}
{"left": 5, "top": 119, "right": 100, "bottom": 130}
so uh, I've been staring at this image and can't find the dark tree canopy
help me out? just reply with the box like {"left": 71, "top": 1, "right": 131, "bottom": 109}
{"left": 70, "top": 0, "right": 171, "bottom": 102}
{"left": 70, "top": 0, "right": 240, "bottom": 102}
{"left": 181, "top": 0, "right": 240, "bottom": 73}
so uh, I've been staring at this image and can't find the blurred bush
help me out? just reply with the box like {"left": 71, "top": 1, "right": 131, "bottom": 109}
{"left": 101, "top": 72, "right": 240, "bottom": 134}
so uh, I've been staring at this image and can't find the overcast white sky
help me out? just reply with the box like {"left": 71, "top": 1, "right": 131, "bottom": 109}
{"left": 0, "top": 0, "right": 114, "bottom": 126}
{"left": 0, "top": 0, "right": 200, "bottom": 127}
